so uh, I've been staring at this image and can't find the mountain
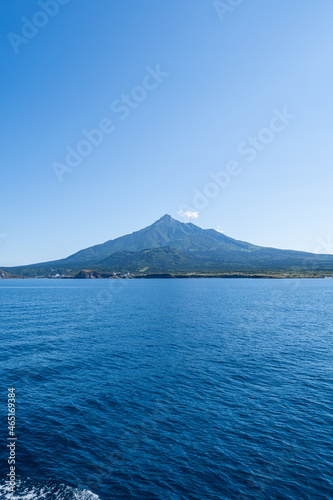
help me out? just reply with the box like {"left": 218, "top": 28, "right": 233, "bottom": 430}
{"left": 3, "top": 215, "right": 333, "bottom": 277}
{"left": 52, "top": 214, "right": 259, "bottom": 264}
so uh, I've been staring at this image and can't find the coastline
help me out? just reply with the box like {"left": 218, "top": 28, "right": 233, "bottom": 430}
{"left": 1, "top": 274, "right": 332, "bottom": 280}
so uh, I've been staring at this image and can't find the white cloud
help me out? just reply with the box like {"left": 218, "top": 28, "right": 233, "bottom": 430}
{"left": 177, "top": 210, "right": 199, "bottom": 220}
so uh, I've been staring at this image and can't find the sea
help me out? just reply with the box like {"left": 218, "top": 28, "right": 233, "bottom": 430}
{"left": 0, "top": 278, "right": 332, "bottom": 499}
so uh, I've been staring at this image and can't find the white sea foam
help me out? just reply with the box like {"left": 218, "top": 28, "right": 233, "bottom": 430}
{"left": 0, "top": 480, "right": 100, "bottom": 500}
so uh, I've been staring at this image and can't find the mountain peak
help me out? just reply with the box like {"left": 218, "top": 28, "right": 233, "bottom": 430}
{"left": 157, "top": 214, "right": 174, "bottom": 223}
{"left": 153, "top": 214, "right": 184, "bottom": 227}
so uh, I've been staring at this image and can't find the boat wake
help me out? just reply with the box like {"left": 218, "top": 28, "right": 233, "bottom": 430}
{"left": 0, "top": 479, "right": 100, "bottom": 500}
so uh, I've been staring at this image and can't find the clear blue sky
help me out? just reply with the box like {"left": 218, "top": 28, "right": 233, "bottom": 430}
{"left": 1, "top": 0, "right": 333, "bottom": 266}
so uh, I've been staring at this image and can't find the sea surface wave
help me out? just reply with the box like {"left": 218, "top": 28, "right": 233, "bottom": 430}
{"left": 0, "top": 279, "right": 332, "bottom": 499}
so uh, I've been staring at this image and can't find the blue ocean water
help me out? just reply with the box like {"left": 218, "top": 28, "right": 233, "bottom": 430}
{"left": 0, "top": 278, "right": 332, "bottom": 500}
